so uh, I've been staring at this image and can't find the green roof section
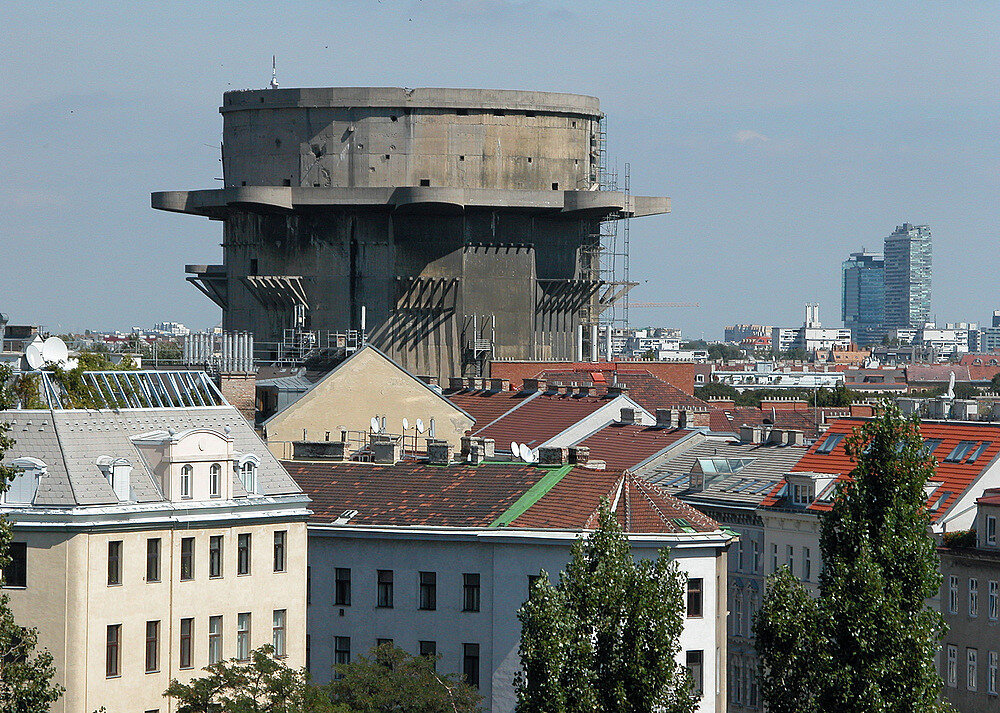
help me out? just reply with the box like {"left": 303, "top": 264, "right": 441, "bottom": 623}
{"left": 489, "top": 464, "right": 575, "bottom": 528}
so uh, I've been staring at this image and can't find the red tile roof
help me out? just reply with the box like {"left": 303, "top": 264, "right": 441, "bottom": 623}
{"left": 441, "top": 388, "right": 536, "bottom": 430}
{"left": 472, "top": 392, "right": 618, "bottom": 449}
{"left": 709, "top": 406, "right": 851, "bottom": 434}
{"left": 906, "top": 364, "right": 972, "bottom": 383}
{"left": 537, "top": 369, "right": 708, "bottom": 413}
{"left": 489, "top": 361, "right": 697, "bottom": 395}
{"left": 574, "top": 423, "right": 694, "bottom": 472}
{"left": 760, "top": 418, "right": 1000, "bottom": 518}
{"left": 509, "top": 469, "right": 720, "bottom": 533}
{"left": 286, "top": 459, "right": 722, "bottom": 535}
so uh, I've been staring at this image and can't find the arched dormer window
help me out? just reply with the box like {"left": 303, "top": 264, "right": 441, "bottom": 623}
{"left": 5, "top": 458, "right": 46, "bottom": 505}
{"left": 96, "top": 456, "right": 133, "bottom": 502}
{"left": 237, "top": 455, "right": 260, "bottom": 496}
{"left": 210, "top": 463, "right": 222, "bottom": 498}
{"left": 180, "top": 464, "right": 193, "bottom": 499}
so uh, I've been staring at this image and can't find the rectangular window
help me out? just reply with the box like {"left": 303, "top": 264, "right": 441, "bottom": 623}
{"left": 950, "top": 575, "right": 959, "bottom": 614}
{"left": 237, "top": 533, "right": 251, "bottom": 576}
{"left": 947, "top": 645, "right": 958, "bottom": 687}
{"left": 273, "top": 531, "right": 286, "bottom": 573}
{"left": 419, "top": 640, "right": 437, "bottom": 662}
{"left": 377, "top": 570, "right": 394, "bottom": 608}
{"left": 334, "top": 636, "right": 351, "bottom": 666}
{"left": 991, "top": 581, "right": 999, "bottom": 621}
{"left": 208, "top": 615, "right": 223, "bottom": 664}
{"left": 179, "top": 618, "right": 193, "bottom": 669}
{"left": 463, "top": 643, "right": 480, "bottom": 688}
{"left": 146, "top": 538, "right": 160, "bottom": 583}
{"left": 108, "top": 540, "right": 122, "bottom": 586}
{"left": 307, "top": 566, "right": 312, "bottom": 606}
{"left": 968, "top": 648, "right": 978, "bottom": 691}
{"left": 989, "top": 651, "right": 998, "bottom": 695}
{"left": 145, "top": 620, "right": 160, "bottom": 673}
{"left": 419, "top": 571, "right": 437, "bottom": 610}
{"left": 180, "top": 537, "right": 194, "bottom": 581}
{"left": 945, "top": 440, "right": 978, "bottom": 463}
{"left": 106, "top": 624, "right": 121, "bottom": 677}
{"left": 771, "top": 543, "right": 778, "bottom": 573}
{"left": 988, "top": 516, "right": 998, "bottom": 546}
{"left": 786, "top": 545, "right": 794, "bottom": 574}
{"left": 736, "top": 539, "right": 744, "bottom": 572}
{"left": 686, "top": 650, "right": 704, "bottom": 694}
{"left": 463, "top": 573, "right": 481, "bottom": 612}
{"left": 3, "top": 542, "right": 26, "bottom": 588}
{"left": 335, "top": 568, "right": 352, "bottom": 606}
{"left": 732, "top": 658, "right": 743, "bottom": 703}
{"left": 733, "top": 593, "right": 743, "bottom": 636}
{"left": 272, "top": 609, "right": 286, "bottom": 658}
{"left": 236, "top": 613, "right": 251, "bottom": 661}
{"left": 687, "top": 578, "right": 703, "bottom": 618}
{"left": 803, "top": 547, "right": 812, "bottom": 582}
{"left": 376, "top": 638, "right": 393, "bottom": 647}
{"left": 209, "top": 535, "right": 223, "bottom": 578}
{"left": 815, "top": 433, "right": 844, "bottom": 454}
{"left": 971, "top": 578, "right": 979, "bottom": 617}
{"left": 752, "top": 540, "right": 760, "bottom": 573}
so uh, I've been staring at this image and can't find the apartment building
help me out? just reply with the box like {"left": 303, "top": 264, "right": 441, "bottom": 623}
{"left": 285, "top": 448, "right": 734, "bottom": 713}
{"left": 0, "top": 371, "right": 309, "bottom": 713}
{"left": 939, "top": 489, "right": 1000, "bottom": 711}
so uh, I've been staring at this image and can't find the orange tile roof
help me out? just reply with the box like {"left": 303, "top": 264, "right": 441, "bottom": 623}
{"left": 760, "top": 418, "right": 1000, "bottom": 519}
{"left": 442, "top": 387, "right": 536, "bottom": 430}
{"left": 537, "top": 369, "right": 708, "bottom": 413}
{"left": 472, "top": 392, "right": 616, "bottom": 449}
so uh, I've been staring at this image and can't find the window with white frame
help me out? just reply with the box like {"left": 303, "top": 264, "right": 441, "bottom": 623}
{"left": 791, "top": 482, "right": 814, "bottom": 505}
{"left": 786, "top": 545, "right": 794, "bottom": 574}
{"left": 947, "top": 645, "right": 957, "bottom": 687}
{"left": 991, "top": 581, "right": 999, "bottom": 621}
{"left": 180, "top": 464, "right": 192, "bottom": 498}
{"left": 210, "top": 463, "right": 222, "bottom": 498}
{"left": 968, "top": 648, "right": 978, "bottom": 691}
{"left": 971, "top": 579, "right": 979, "bottom": 618}
{"left": 238, "top": 456, "right": 260, "bottom": 495}
{"left": 771, "top": 543, "right": 778, "bottom": 573}
{"left": 949, "top": 576, "right": 959, "bottom": 614}
{"left": 803, "top": 547, "right": 812, "bottom": 582}
{"left": 989, "top": 651, "right": 998, "bottom": 695}
{"left": 988, "top": 515, "right": 998, "bottom": 546}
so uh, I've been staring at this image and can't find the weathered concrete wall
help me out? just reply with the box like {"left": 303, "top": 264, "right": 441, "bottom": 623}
{"left": 221, "top": 87, "right": 601, "bottom": 191}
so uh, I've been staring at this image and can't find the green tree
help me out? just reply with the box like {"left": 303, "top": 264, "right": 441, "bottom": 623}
{"left": 754, "top": 405, "right": 951, "bottom": 713}
{"left": 327, "top": 643, "right": 480, "bottom": 712}
{"left": 516, "top": 503, "right": 697, "bottom": 713}
{"left": 694, "top": 382, "right": 739, "bottom": 401}
{"left": 165, "top": 645, "right": 341, "bottom": 713}
{"left": 0, "top": 421, "right": 64, "bottom": 711}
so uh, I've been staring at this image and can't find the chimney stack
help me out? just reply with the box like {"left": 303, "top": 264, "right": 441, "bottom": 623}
{"left": 449, "top": 377, "right": 467, "bottom": 391}
{"left": 371, "top": 435, "right": 401, "bottom": 464}
{"left": 522, "top": 378, "right": 546, "bottom": 393}
{"left": 619, "top": 407, "right": 635, "bottom": 425}
{"left": 655, "top": 408, "right": 673, "bottom": 429}
{"left": 292, "top": 440, "right": 349, "bottom": 461}
{"left": 538, "top": 446, "right": 568, "bottom": 465}
{"left": 426, "top": 439, "right": 454, "bottom": 465}
{"left": 489, "top": 378, "right": 509, "bottom": 392}
{"left": 568, "top": 446, "right": 590, "bottom": 465}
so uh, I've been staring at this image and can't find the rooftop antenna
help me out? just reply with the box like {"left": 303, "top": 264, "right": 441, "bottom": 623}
{"left": 268, "top": 55, "right": 279, "bottom": 89}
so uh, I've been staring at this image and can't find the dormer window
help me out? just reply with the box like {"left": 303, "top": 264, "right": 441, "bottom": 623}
{"left": 238, "top": 455, "right": 260, "bottom": 496}
{"left": 210, "top": 463, "right": 222, "bottom": 498}
{"left": 815, "top": 433, "right": 844, "bottom": 454}
{"left": 791, "top": 483, "right": 814, "bottom": 505}
{"left": 4, "top": 458, "right": 46, "bottom": 505}
{"left": 180, "top": 465, "right": 193, "bottom": 499}
{"left": 96, "top": 456, "right": 132, "bottom": 502}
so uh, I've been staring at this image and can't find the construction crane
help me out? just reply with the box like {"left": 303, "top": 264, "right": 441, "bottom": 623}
{"left": 628, "top": 302, "right": 700, "bottom": 308}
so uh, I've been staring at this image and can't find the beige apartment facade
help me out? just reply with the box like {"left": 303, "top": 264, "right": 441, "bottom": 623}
{"left": 0, "top": 372, "right": 310, "bottom": 713}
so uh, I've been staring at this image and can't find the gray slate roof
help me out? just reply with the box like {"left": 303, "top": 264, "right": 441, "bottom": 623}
{"left": 1, "top": 406, "right": 301, "bottom": 507}
{"left": 635, "top": 438, "right": 807, "bottom": 508}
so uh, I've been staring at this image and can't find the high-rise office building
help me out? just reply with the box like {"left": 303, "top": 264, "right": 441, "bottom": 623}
{"left": 883, "top": 223, "right": 931, "bottom": 331}
{"left": 841, "top": 250, "right": 885, "bottom": 346}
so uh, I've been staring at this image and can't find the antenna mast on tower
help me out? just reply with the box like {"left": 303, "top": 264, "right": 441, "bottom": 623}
{"left": 268, "top": 55, "right": 279, "bottom": 89}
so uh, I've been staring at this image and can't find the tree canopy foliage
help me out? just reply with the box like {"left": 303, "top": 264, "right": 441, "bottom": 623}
{"left": 0, "top": 422, "right": 63, "bottom": 712}
{"left": 754, "top": 405, "right": 951, "bottom": 713}
{"left": 166, "top": 644, "right": 480, "bottom": 713}
{"left": 694, "top": 383, "right": 854, "bottom": 408}
{"left": 516, "top": 503, "right": 698, "bottom": 713}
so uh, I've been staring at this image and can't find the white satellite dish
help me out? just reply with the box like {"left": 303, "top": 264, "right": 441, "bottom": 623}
{"left": 510, "top": 441, "right": 520, "bottom": 457}
{"left": 41, "top": 337, "right": 69, "bottom": 365}
{"left": 415, "top": 418, "right": 425, "bottom": 433}
{"left": 519, "top": 443, "right": 534, "bottom": 463}
{"left": 402, "top": 417, "right": 410, "bottom": 430}
{"left": 370, "top": 416, "right": 380, "bottom": 432}
{"left": 24, "top": 343, "right": 44, "bottom": 370}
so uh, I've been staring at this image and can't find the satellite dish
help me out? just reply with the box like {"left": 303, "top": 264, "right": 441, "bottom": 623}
{"left": 41, "top": 337, "right": 69, "bottom": 365}
{"left": 402, "top": 418, "right": 410, "bottom": 430}
{"left": 415, "top": 418, "right": 425, "bottom": 433}
{"left": 510, "top": 441, "right": 520, "bottom": 457}
{"left": 24, "top": 343, "right": 44, "bottom": 370}
{"left": 519, "top": 443, "right": 534, "bottom": 463}
{"left": 370, "top": 416, "right": 379, "bottom": 432}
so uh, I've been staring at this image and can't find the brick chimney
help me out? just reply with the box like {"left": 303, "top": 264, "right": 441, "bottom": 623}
{"left": 568, "top": 446, "right": 590, "bottom": 465}
{"left": 522, "top": 378, "right": 546, "bottom": 393}
{"left": 426, "top": 439, "right": 454, "bottom": 465}
{"left": 292, "top": 440, "right": 349, "bottom": 461}
{"left": 489, "top": 378, "right": 510, "bottom": 392}
{"left": 217, "top": 372, "right": 256, "bottom": 423}
{"left": 371, "top": 435, "right": 401, "bottom": 464}
{"left": 619, "top": 407, "right": 636, "bottom": 425}
{"left": 538, "top": 446, "right": 568, "bottom": 465}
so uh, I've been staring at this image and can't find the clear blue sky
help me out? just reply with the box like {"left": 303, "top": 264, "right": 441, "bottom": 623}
{"left": 3, "top": 1, "right": 998, "bottom": 339}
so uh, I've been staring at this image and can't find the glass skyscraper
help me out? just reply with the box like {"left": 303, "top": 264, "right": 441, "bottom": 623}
{"left": 842, "top": 251, "right": 885, "bottom": 346}
{"left": 883, "top": 223, "right": 932, "bottom": 330}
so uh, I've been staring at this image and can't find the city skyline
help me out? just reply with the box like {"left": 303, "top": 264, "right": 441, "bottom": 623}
{"left": 3, "top": 2, "right": 999, "bottom": 336}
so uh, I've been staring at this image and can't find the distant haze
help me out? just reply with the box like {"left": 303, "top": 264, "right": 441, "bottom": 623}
{"left": 2, "top": 1, "right": 998, "bottom": 339}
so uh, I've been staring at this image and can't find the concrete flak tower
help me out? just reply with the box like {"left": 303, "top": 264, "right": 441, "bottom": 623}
{"left": 153, "top": 86, "right": 669, "bottom": 379}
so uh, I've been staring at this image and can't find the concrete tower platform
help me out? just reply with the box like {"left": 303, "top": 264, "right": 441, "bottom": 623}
{"left": 153, "top": 86, "right": 669, "bottom": 379}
